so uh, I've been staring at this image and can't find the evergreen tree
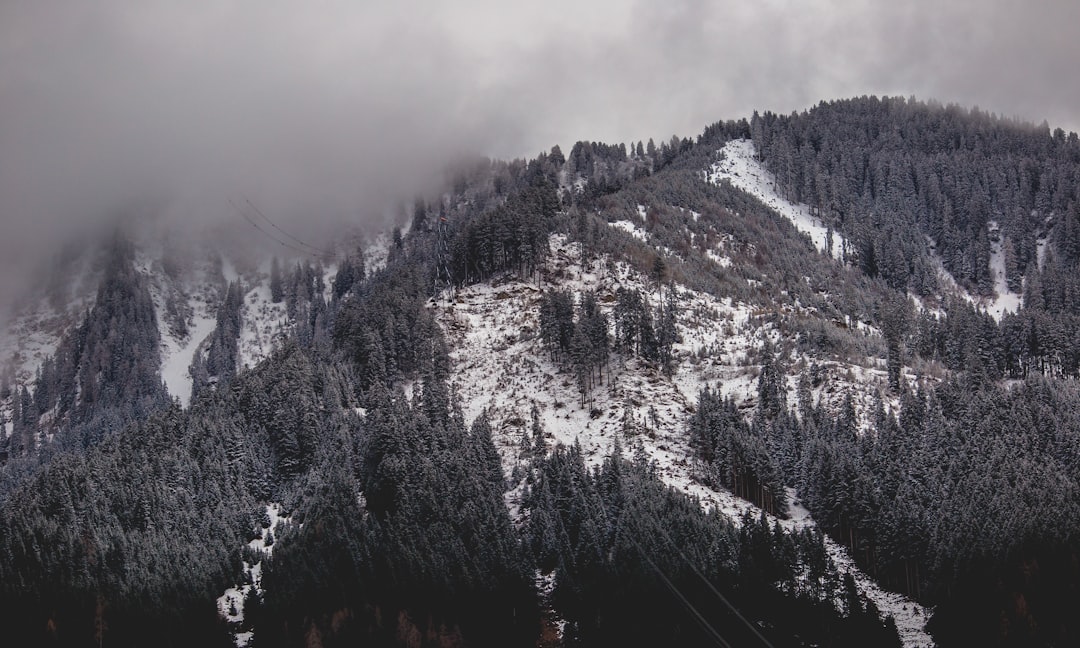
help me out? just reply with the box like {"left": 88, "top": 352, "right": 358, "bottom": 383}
{"left": 270, "top": 257, "right": 283, "bottom": 303}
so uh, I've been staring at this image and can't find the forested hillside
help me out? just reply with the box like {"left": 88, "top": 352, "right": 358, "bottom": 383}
{"left": 2, "top": 96, "right": 1080, "bottom": 647}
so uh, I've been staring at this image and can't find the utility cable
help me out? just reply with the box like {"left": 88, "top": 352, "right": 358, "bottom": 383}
{"left": 645, "top": 515, "right": 776, "bottom": 648}
{"left": 243, "top": 198, "right": 334, "bottom": 257}
{"left": 228, "top": 199, "right": 321, "bottom": 258}
{"left": 622, "top": 526, "right": 733, "bottom": 648}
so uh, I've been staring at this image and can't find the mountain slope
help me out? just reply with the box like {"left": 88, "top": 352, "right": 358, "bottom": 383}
{"left": 438, "top": 226, "right": 932, "bottom": 647}
{"left": 3, "top": 97, "right": 1080, "bottom": 647}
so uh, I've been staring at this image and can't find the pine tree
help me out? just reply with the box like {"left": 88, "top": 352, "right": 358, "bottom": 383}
{"left": 651, "top": 254, "right": 668, "bottom": 294}
{"left": 656, "top": 288, "right": 679, "bottom": 375}
{"left": 531, "top": 402, "right": 546, "bottom": 456}
{"left": 270, "top": 257, "right": 283, "bottom": 303}
{"left": 757, "top": 339, "right": 785, "bottom": 418}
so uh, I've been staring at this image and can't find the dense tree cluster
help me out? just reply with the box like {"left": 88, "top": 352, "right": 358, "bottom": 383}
{"left": 0, "top": 341, "right": 354, "bottom": 646}
{"left": 790, "top": 376, "right": 1080, "bottom": 647}
{"left": 191, "top": 280, "right": 243, "bottom": 397}
{"left": 538, "top": 289, "right": 613, "bottom": 405}
{"left": 751, "top": 96, "right": 1080, "bottom": 295}
{"left": 445, "top": 178, "right": 559, "bottom": 286}
{"left": 7, "top": 236, "right": 167, "bottom": 458}
{"left": 333, "top": 265, "right": 440, "bottom": 395}
{"left": 537, "top": 283, "right": 680, "bottom": 402}
{"left": 692, "top": 335, "right": 1080, "bottom": 648}
{"left": 689, "top": 384, "right": 787, "bottom": 516}
{"left": 524, "top": 443, "right": 899, "bottom": 647}
{"left": 257, "top": 364, "right": 536, "bottom": 647}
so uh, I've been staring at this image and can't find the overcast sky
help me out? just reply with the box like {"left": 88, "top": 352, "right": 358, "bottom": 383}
{"left": 1, "top": 0, "right": 1078, "bottom": 300}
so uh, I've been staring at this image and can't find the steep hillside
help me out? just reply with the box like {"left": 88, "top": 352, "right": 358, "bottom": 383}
{"left": 437, "top": 229, "right": 932, "bottom": 647}
{"left": 3, "top": 98, "right": 1080, "bottom": 647}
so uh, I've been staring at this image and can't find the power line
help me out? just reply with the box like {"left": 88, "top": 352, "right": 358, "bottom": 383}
{"left": 645, "top": 516, "right": 776, "bottom": 648}
{"left": 243, "top": 198, "right": 334, "bottom": 257}
{"left": 622, "top": 528, "right": 733, "bottom": 648}
{"left": 228, "top": 199, "right": 322, "bottom": 258}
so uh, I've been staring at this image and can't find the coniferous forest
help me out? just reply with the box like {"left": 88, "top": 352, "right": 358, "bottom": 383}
{"left": 3, "top": 96, "right": 1080, "bottom": 647}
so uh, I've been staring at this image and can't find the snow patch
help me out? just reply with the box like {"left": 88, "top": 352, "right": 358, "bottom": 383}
{"left": 706, "top": 248, "right": 732, "bottom": 268}
{"left": 141, "top": 254, "right": 227, "bottom": 407}
{"left": 984, "top": 221, "right": 1021, "bottom": 320}
{"left": 237, "top": 276, "right": 289, "bottom": 372}
{"left": 926, "top": 231, "right": 1018, "bottom": 323}
{"left": 610, "top": 220, "right": 648, "bottom": 242}
{"left": 218, "top": 503, "right": 294, "bottom": 647}
{"left": 709, "top": 140, "right": 844, "bottom": 260}
{"left": 160, "top": 310, "right": 216, "bottom": 407}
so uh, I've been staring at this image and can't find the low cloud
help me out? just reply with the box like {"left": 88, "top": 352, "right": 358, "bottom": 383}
{"left": 1, "top": 0, "right": 1076, "bottom": 306}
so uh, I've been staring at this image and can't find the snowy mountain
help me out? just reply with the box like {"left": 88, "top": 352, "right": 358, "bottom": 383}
{"left": 3, "top": 97, "right": 1080, "bottom": 648}
{"left": 438, "top": 232, "right": 932, "bottom": 647}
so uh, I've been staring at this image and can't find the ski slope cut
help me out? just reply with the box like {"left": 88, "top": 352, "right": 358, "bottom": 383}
{"left": 708, "top": 140, "right": 844, "bottom": 260}
{"left": 984, "top": 221, "right": 1022, "bottom": 320}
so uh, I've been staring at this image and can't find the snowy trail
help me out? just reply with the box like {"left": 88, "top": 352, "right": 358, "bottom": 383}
{"left": 708, "top": 140, "right": 844, "bottom": 260}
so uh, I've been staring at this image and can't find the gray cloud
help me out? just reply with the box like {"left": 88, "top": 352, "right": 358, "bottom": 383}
{"left": 1, "top": 0, "right": 1078, "bottom": 307}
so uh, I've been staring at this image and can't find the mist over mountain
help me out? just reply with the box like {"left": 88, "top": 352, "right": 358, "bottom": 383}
{"left": 2, "top": 0, "right": 1078, "bottom": 312}
{"left": 3, "top": 3, "right": 1080, "bottom": 647}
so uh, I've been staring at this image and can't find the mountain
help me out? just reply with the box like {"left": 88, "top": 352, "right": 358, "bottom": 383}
{"left": 2, "top": 96, "right": 1080, "bottom": 647}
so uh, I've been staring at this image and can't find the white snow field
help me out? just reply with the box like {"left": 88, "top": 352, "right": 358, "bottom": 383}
{"left": 984, "top": 221, "right": 1022, "bottom": 320}
{"left": 708, "top": 139, "right": 845, "bottom": 260}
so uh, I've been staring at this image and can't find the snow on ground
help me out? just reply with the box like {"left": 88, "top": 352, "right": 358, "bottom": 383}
{"left": 784, "top": 489, "right": 933, "bottom": 647}
{"left": 0, "top": 315, "right": 67, "bottom": 388}
{"left": 218, "top": 503, "right": 293, "bottom": 648}
{"left": 706, "top": 248, "right": 732, "bottom": 268}
{"left": 142, "top": 253, "right": 220, "bottom": 406}
{"left": 610, "top": 219, "right": 648, "bottom": 242}
{"left": 160, "top": 309, "right": 216, "bottom": 407}
{"left": 365, "top": 230, "right": 392, "bottom": 273}
{"left": 1, "top": 252, "right": 99, "bottom": 432}
{"left": 984, "top": 221, "right": 1022, "bottom": 320}
{"left": 0, "top": 267, "right": 98, "bottom": 388}
{"left": 437, "top": 233, "right": 761, "bottom": 476}
{"left": 926, "top": 232, "right": 1020, "bottom": 323}
{"left": 534, "top": 569, "right": 567, "bottom": 644}
{"left": 234, "top": 256, "right": 336, "bottom": 372}
{"left": 434, "top": 233, "right": 931, "bottom": 647}
{"left": 140, "top": 252, "right": 225, "bottom": 407}
{"left": 1035, "top": 213, "right": 1053, "bottom": 270}
{"left": 925, "top": 238, "right": 979, "bottom": 308}
{"left": 708, "top": 140, "right": 844, "bottom": 260}
{"left": 917, "top": 222, "right": 1023, "bottom": 322}
{"left": 237, "top": 273, "right": 289, "bottom": 372}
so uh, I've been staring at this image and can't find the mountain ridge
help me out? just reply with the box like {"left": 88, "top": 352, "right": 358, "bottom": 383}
{"left": 3, "top": 96, "right": 1080, "bottom": 646}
